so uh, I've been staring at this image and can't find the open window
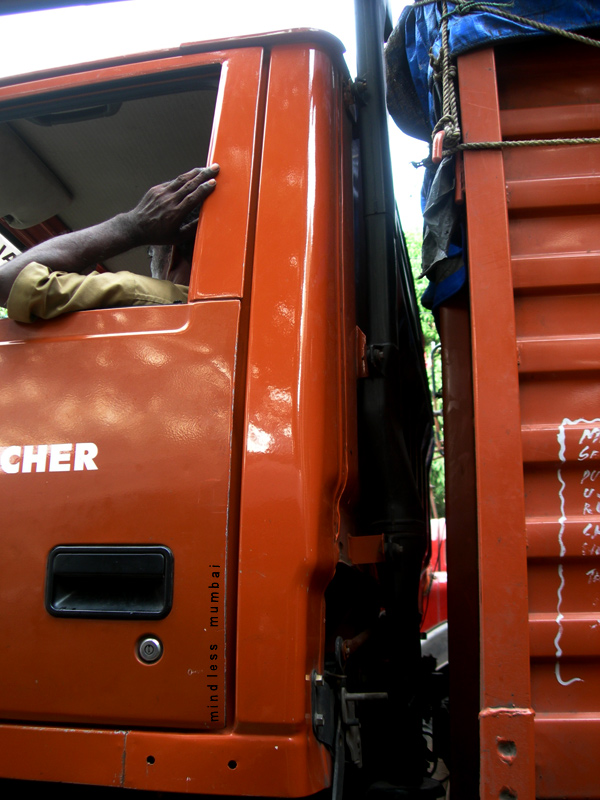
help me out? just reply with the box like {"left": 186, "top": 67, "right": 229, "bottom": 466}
{"left": 0, "top": 66, "right": 220, "bottom": 286}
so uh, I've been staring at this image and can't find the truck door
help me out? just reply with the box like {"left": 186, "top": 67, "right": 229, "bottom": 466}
{"left": 0, "top": 45, "right": 264, "bottom": 731}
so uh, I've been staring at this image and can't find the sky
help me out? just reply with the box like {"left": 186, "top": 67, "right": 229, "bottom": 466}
{"left": 0, "top": 0, "right": 428, "bottom": 232}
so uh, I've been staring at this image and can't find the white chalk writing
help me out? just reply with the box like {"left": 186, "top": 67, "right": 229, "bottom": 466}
{"left": 554, "top": 418, "right": 600, "bottom": 686}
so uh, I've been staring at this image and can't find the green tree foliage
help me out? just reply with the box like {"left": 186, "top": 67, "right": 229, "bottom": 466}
{"left": 404, "top": 229, "right": 445, "bottom": 517}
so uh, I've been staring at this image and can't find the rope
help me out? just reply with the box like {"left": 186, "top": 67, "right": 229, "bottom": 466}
{"left": 457, "top": 4, "right": 600, "bottom": 50}
{"left": 413, "top": 1, "right": 600, "bottom": 158}
{"left": 410, "top": 136, "right": 600, "bottom": 168}
{"left": 431, "top": 1, "right": 461, "bottom": 151}
{"left": 457, "top": 137, "right": 600, "bottom": 150}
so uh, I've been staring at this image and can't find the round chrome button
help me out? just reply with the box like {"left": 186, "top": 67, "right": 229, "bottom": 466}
{"left": 138, "top": 636, "right": 163, "bottom": 663}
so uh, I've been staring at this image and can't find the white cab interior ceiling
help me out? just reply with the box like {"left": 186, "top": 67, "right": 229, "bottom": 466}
{"left": 0, "top": 73, "right": 218, "bottom": 275}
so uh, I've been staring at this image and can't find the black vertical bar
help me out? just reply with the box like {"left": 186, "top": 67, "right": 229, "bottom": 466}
{"left": 354, "top": 0, "right": 436, "bottom": 793}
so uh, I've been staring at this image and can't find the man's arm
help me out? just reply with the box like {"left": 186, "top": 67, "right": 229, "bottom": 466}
{"left": 0, "top": 164, "right": 219, "bottom": 307}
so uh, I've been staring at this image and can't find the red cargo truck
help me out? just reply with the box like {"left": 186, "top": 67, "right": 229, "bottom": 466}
{"left": 387, "top": 3, "right": 600, "bottom": 797}
{"left": 449, "top": 37, "right": 600, "bottom": 800}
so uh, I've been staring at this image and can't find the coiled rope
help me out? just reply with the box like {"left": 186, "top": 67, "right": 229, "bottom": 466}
{"left": 410, "top": 1, "right": 600, "bottom": 156}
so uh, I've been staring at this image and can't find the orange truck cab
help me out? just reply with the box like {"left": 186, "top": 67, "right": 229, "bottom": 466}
{"left": 0, "top": 2, "right": 437, "bottom": 798}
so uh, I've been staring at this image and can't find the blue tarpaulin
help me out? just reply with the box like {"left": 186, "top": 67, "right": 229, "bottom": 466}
{"left": 404, "top": 1, "right": 600, "bottom": 135}
{"left": 386, "top": 1, "right": 600, "bottom": 310}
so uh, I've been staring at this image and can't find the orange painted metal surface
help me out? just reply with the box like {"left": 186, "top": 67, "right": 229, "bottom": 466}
{"left": 457, "top": 37, "right": 600, "bottom": 799}
{"left": 0, "top": 34, "right": 355, "bottom": 796}
{"left": 0, "top": 302, "right": 238, "bottom": 730}
{"left": 458, "top": 46, "right": 536, "bottom": 800}
{"left": 347, "top": 533, "right": 385, "bottom": 564}
{"left": 235, "top": 41, "right": 355, "bottom": 735}
{"left": 191, "top": 47, "right": 266, "bottom": 301}
{"left": 0, "top": 725, "right": 126, "bottom": 786}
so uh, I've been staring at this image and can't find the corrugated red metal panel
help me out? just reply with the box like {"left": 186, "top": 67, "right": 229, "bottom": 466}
{"left": 458, "top": 46, "right": 536, "bottom": 800}
{"left": 458, "top": 36, "right": 600, "bottom": 799}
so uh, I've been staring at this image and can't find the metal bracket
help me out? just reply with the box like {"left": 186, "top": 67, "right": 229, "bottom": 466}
{"left": 312, "top": 671, "right": 388, "bottom": 778}
{"left": 352, "top": 77, "right": 368, "bottom": 107}
{"left": 367, "top": 342, "right": 399, "bottom": 378}
{"left": 311, "top": 671, "right": 336, "bottom": 748}
{"left": 341, "top": 686, "right": 388, "bottom": 768}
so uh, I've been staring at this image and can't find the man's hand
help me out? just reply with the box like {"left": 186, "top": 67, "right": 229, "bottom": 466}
{"left": 126, "top": 165, "right": 219, "bottom": 246}
{"left": 0, "top": 165, "right": 219, "bottom": 307}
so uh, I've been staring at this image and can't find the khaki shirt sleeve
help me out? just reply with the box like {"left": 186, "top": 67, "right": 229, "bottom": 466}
{"left": 7, "top": 262, "right": 189, "bottom": 323}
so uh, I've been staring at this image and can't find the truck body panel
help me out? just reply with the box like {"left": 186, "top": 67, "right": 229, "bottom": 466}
{"left": 387, "top": 4, "right": 600, "bottom": 793}
{"left": 456, "top": 36, "right": 600, "bottom": 799}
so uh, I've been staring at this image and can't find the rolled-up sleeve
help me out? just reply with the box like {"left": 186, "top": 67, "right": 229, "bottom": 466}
{"left": 7, "top": 262, "right": 189, "bottom": 323}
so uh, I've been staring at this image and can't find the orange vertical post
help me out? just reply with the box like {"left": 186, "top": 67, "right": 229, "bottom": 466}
{"left": 458, "top": 47, "right": 536, "bottom": 799}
